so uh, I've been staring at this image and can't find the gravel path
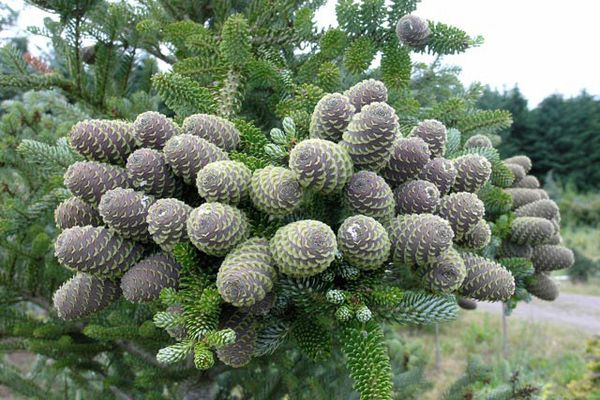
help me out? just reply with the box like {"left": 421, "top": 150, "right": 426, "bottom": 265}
{"left": 476, "top": 293, "right": 600, "bottom": 333}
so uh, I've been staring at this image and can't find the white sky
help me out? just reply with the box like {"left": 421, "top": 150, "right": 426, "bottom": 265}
{"left": 2, "top": 0, "right": 599, "bottom": 107}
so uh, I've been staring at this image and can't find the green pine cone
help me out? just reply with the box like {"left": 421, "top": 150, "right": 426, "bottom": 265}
{"left": 337, "top": 215, "right": 391, "bottom": 270}
{"left": 505, "top": 162, "right": 526, "bottom": 182}
{"left": 418, "top": 157, "right": 457, "bottom": 195}
{"left": 55, "top": 226, "right": 143, "bottom": 277}
{"left": 458, "top": 219, "right": 491, "bottom": 250}
{"left": 531, "top": 245, "right": 575, "bottom": 272}
{"left": 510, "top": 217, "right": 556, "bottom": 245}
{"left": 53, "top": 273, "right": 120, "bottom": 320}
{"left": 464, "top": 134, "right": 493, "bottom": 149}
{"left": 418, "top": 248, "right": 466, "bottom": 293}
{"left": 498, "top": 241, "right": 533, "bottom": 259}
{"left": 452, "top": 154, "right": 492, "bottom": 193}
{"left": 526, "top": 273, "right": 559, "bottom": 301}
{"left": 187, "top": 202, "right": 249, "bottom": 256}
{"left": 289, "top": 139, "right": 353, "bottom": 194}
{"left": 121, "top": 253, "right": 181, "bottom": 303}
{"left": 343, "top": 79, "right": 388, "bottom": 112}
{"left": 163, "top": 134, "right": 229, "bottom": 184}
{"left": 98, "top": 188, "right": 154, "bottom": 242}
{"left": 146, "top": 198, "right": 192, "bottom": 252}
{"left": 513, "top": 175, "right": 540, "bottom": 189}
{"left": 126, "top": 148, "right": 182, "bottom": 198}
{"left": 309, "top": 93, "right": 355, "bottom": 142}
{"left": 340, "top": 102, "right": 398, "bottom": 171}
{"left": 270, "top": 220, "right": 337, "bottom": 277}
{"left": 217, "top": 238, "right": 276, "bottom": 307}
{"left": 394, "top": 179, "right": 440, "bottom": 214}
{"left": 132, "top": 111, "right": 179, "bottom": 150}
{"left": 64, "top": 161, "right": 131, "bottom": 205}
{"left": 181, "top": 113, "right": 240, "bottom": 151}
{"left": 345, "top": 171, "right": 395, "bottom": 222}
{"left": 459, "top": 253, "right": 515, "bottom": 302}
{"left": 505, "top": 188, "right": 548, "bottom": 209}
{"left": 381, "top": 137, "right": 431, "bottom": 187}
{"left": 396, "top": 14, "right": 431, "bottom": 47}
{"left": 515, "top": 199, "right": 559, "bottom": 221}
{"left": 249, "top": 166, "right": 303, "bottom": 217}
{"left": 69, "top": 119, "right": 136, "bottom": 165}
{"left": 216, "top": 310, "right": 256, "bottom": 368}
{"left": 411, "top": 119, "right": 447, "bottom": 158}
{"left": 197, "top": 160, "right": 252, "bottom": 205}
{"left": 387, "top": 214, "right": 454, "bottom": 267}
{"left": 437, "top": 192, "right": 485, "bottom": 239}
{"left": 503, "top": 155, "right": 532, "bottom": 174}
{"left": 55, "top": 197, "right": 102, "bottom": 230}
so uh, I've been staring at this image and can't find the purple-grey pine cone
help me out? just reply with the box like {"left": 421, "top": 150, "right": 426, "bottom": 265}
{"left": 217, "top": 238, "right": 276, "bottom": 307}
{"left": 310, "top": 93, "right": 355, "bottom": 142}
{"left": 504, "top": 155, "right": 532, "bottom": 174}
{"left": 464, "top": 134, "right": 493, "bottom": 149}
{"left": 387, "top": 214, "right": 454, "bottom": 267}
{"left": 337, "top": 215, "right": 391, "bottom": 270}
{"left": 513, "top": 175, "right": 540, "bottom": 189}
{"left": 531, "top": 245, "right": 574, "bottom": 272}
{"left": 163, "top": 134, "right": 229, "bottom": 184}
{"left": 289, "top": 139, "right": 353, "bottom": 194}
{"left": 459, "top": 253, "right": 515, "bottom": 302}
{"left": 458, "top": 297, "right": 477, "bottom": 310}
{"left": 69, "top": 120, "right": 136, "bottom": 165}
{"left": 510, "top": 217, "right": 556, "bottom": 246}
{"left": 526, "top": 273, "right": 559, "bottom": 301}
{"left": 411, "top": 119, "right": 447, "bottom": 158}
{"left": 515, "top": 199, "right": 559, "bottom": 221}
{"left": 344, "top": 79, "right": 388, "bottom": 112}
{"left": 53, "top": 273, "right": 120, "bottom": 320}
{"left": 395, "top": 15, "right": 431, "bottom": 47}
{"left": 55, "top": 225, "right": 143, "bottom": 277}
{"left": 418, "top": 157, "right": 457, "bottom": 195}
{"left": 452, "top": 154, "right": 492, "bottom": 193}
{"left": 181, "top": 114, "right": 240, "bottom": 151}
{"left": 216, "top": 310, "right": 256, "bottom": 368}
{"left": 126, "top": 148, "right": 182, "bottom": 198}
{"left": 197, "top": 160, "right": 252, "bottom": 205}
{"left": 340, "top": 102, "right": 398, "bottom": 171}
{"left": 98, "top": 188, "right": 154, "bottom": 242}
{"left": 459, "top": 220, "right": 491, "bottom": 250}
{"left": 498, "top": 242, "right": 533, "bottom": 259}
{"left": 132, "top": 111, "right": 179, "bottom": 150}
{"left": 146, "top": 198, "right": 192, "bottom": 252}
{"left": 418, "top": 248, "right": 466, "bottom": 294}
{"left": 394, "top": 179, "right": 440, "bottom": 214}
{"left": 121, "top": 253, "right": 181, "bottom": 303}
{"left": 187, "top": 202, "right": 249, "bottom": 256}
{"left": 345, "top": 171, "right": 395, "bottom": 222}
{"left": 249, "top": 166, "right": 304, "bottom": 217}
{"left": 64, "top": 161, "right": 131, "bottom": 205}
{"left": 55, "top": 197, "right": 102, "bottom": 230}
{"left": 239, "top": 292, "right": 276, "bottom": 316}
{"left": 544, "top": 233, "right": 562, "bottom": 245}
{"left": 506, "top": 163, "right": 526, "bottom": 182}
{"left": 437, "top": 192, "right": 485, "bottom": 239}
{"left": 505, "top": 188, "right": 548, "bottom": 209}
{"left": 381, "top": 137, "right": 431, "bottom": 187}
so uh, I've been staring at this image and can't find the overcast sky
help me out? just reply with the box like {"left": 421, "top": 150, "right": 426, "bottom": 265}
{"left": 3, "top": 0, "right": 599, "bottom": 107}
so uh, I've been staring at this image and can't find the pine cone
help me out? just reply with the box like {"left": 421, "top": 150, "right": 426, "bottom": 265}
{"left": 387, "top": 214, "right": 454, "bottom": 267}
{"left": 418, "top": 248, "right": 466, "bottom": 293}
{"left": 309, "top": 93, "right": 355, "bottom": 142}
{"left": 240, "top": 292, "right": 276, "bottom": 316}
{"left": 394, "top": 179, "right": 440, "bottom": 214}
{"left": 69, "top": 120, "right": 136, "bottom": 165}
{"left": 197, "top": 160, "right": 252, "bottom": 205}
{"left": 64, "top": 161, "right": 131, "bottom": 205}
{"left": 418, "top": 157, "right": 457, "bottom": 195}
{"left": 98, "top": 188, "right": 154, "bottom": 242}
{"left": 498, "top": 242, "right": 533, "bottom": 259}
{"left": 452, "top": 154, "right": 492, "bottom": 193}
{"left": 515, "top": 199, "right": 559, "bottom": 221}
{"left": 55, "top": 197, "right": 102, "bottom": 230}
{"left": 503, "top": 155, "right": 532, "bottom": 174}
{"left": 505, "top": 163, "right": 526, "bottom": 182}
{"left": 216, "top": 310, "right": 256, "bottom": 368}
{"left": 531, "top": 245, "right": 574, "bottom": 272}
{"left": 53, "top": 273, "right": 120, "bottom": 320}
{"left": 437, "top": 192, "right": 485, "bottom": 239}
{"left": 249, "top": 166, "right": 303, "bottom": 217}
{"left": 337, "top": 215, "right": 391, "bottom": 270}
{"left": 505, "top": 188, "right": 548, "bottom": 209}
{"left": 510, "top": 217, "right": 556, "bottom": 245}
{"left": 182, "top": 114, "right": 240, "bottom": 151}
{"left": 132, "top": 111, "right": 179, "bottom": 150}
{"left": 459, "top": 254, "right": 515, "bottom": 302}
{"left": 270, "top": 220, "right": 337, "bottom": 277}
{"left": 163, "top": 134, "right": 229, "bottom": 184}
{"left": 526, "top": 273, "right": 558, "bottom": 301}
{"left": 55, "top": 226, "right": 143, "bottom": 277}
{"left": 411, "top": 119, "right": 446, "bottom": 158}
{"left": 345, "top": 171, "right": 395, "bottom": 222}
{"left": 217, "top": 238, "right": 276, "bottom": 307}
{"left": 464, "top": 134, "right": 493, "bottom": 149}
{"left": 126, "top": 148, "right": 182, "bottom": 198}
{"left": 289, "top": 139, "right": 353, "bottom": 194}
{"left": 340, "top": 102, "right": 398, "bottom": 171}
{"left": 395, "top": 15, "right": 431, "bottom": 47}
{"left": 459, "top": 220, "right": 491, "bottom": 250}
{"left": 513, "top": 175, "right": 540, "bottom": 189}
{"left": 544, "top": 233, "right": 562, "bottom": 245}
{"left": 381, "top": 137, "right": 430, "bottom": 186}
{"left": 457, "top": 297, "right": 477, "bottom": 310}
{"left": 343, "top": 79, "right": 388, "bottom": 112}
{"left": 187, "top": 202, "right": 249, "bottom": 256}
{"left": 121, "top": 253, "right": 181, "bottom": 302}
{"left": 146, "top": 198, "right": 192, "bottom": 251}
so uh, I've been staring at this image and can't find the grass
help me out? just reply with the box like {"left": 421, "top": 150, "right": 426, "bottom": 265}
{"left": 559, "top": 277, "right": 600, "bottom": 296}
